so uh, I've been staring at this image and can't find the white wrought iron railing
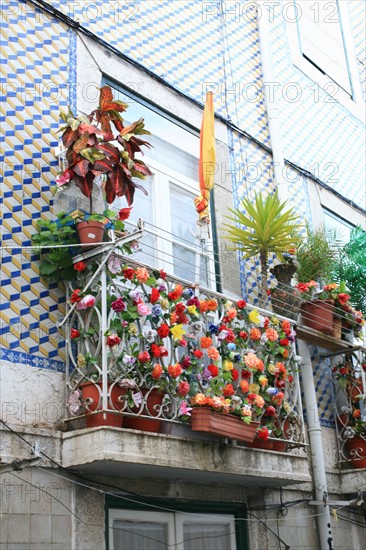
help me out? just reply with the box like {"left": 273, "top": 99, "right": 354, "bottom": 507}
{"left": 60, "top": 231, "right": 306, "bottom": 448}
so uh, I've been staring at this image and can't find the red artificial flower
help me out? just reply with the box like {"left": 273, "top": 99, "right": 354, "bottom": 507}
{"left": 337, "top": 293, "right": 350, "bottom": 305}
{"left": 241, "top": 369, "right": 252, "bottom": 380}
{"left": 159, "top": 269, "right": 167, "bottom": 280}
{"left": 137, "top": 351, "right": 150, "bottom": 363}
{"left": 177, "top": 314, "right": 189, "bottom": 325}
{"left": 106, "top": 334, "right": 121, "bottom": 347}
{"left": 123, "top": 267, "right": 135, "bottom": 280}
{"left": 352, "top": 409, "right": 361, "bottom": 419}
{"left": 111, "top": 297, "right": 126, "bottom": 312}
{"left": 157, "top": 324, "right": 170, "bottom": 338}
{"left": 296, "top": 282, "right": 309, "bottom": 293}
{"left": 159, "top": 346, "right": 168, "bottom": 357}
{"left": 150, "top": 288, "right": 160, "bottom": 304}
{"left": 279, "top": 338, "right": 290, "bottom": 346}
{"left": 181, "top": 356, "right": 191, "bottom": 369}
{"left": 151, "top": 344, "right": 161, "bottom": 358}
{"left": 237, "top": 300, "right": 246, "bottom": 309}
{"left": 208, "top": 363, "right": 219, "bottom": 377}
{"left": 168, "top": 290, "right": 179, "bottom": 301}
{"left": 223, "top": 383, "right": 235, "bottom": 397}
{"left": 168, "top": 363, "right": 183, "bottom": 378}
{"left": 226, "top": 331, "right": 236, "bottom": 343}
{"left": 175, "top": 302, "right": 186, "bottom": 315}
{"left": 265, "top": 406, "right": 276, "bottom": 417}
{"left": 177, "top": 381, "right": 190, "bottom": 396}
{"left": 263, "top": 317, "right": 270, "bottom": 329}
{"left": 70, "top": 329, "right": 80, "bottom": 339}
{"left": 272, "top": 391, "right": 284, "bottom": 405}
{"left": 257, "top": 427, "right": 269, "bottom": 441}
{"left": 232, "top": 368, "right": 239, "bottom": 381}
{"left": 74, "top": 261, "right": 87, "bottom": 272}
{"left": 118, "top": 207, "right": 132, "bottom": 220}
{"left": 70, "top": 289, "right": 82, "bottom": 303}
{"left": 193, "top": 349, "right": 203, "bottom": 359}
{"left": 239, "top": 331, "right": 248, "bottom": 339}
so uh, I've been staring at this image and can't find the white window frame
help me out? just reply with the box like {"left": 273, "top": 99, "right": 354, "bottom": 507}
{"left": 123, "top": 154, "right": 217, "bottom": 290}
{"left": 109, "top": 509, "right": 237, "bottom": 550}
{"left": 286, "top": 0, "right": 364, "bottom": 120}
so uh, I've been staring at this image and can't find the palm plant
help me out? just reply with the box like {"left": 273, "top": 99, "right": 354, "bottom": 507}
{"left": 295, "top": 224, "right": 340, "bottom": 284}
{"left": 224, "top": 191, "right": 302, "bottom": 307}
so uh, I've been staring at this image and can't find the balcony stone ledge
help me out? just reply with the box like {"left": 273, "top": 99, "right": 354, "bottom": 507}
{"left": 61, "top": 427, "right": 311, "bottom": 487}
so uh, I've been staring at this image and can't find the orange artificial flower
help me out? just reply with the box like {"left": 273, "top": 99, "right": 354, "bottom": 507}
{"left": 199, "top": 300, "right": 209, "bottom": 313}
{"left": 135, "top": 267, "right": 149, "bottom": 283}
{"left": 200, "top": 336, "right": 213, "bottom": 349}
{"left": 206, "top": 299, "right": 218, "bottom": 311}
{"left": 265, "top": 328, "right": 278, "bottom": 341}
{"left": 206, "top": 347, "right": 220, "bottom": 360}
{"left": 249, "top": 328, "right": 261, "bottom": 341}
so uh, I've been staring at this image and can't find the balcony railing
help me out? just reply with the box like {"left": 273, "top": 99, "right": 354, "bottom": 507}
{"left": 60, "top": 233, "right": 306, "bottom": 449}
{"left": 331, "top": 353, "right": 366, "bottom": 468}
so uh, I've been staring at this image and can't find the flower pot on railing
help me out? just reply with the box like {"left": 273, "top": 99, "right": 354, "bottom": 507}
{"left": 300, "top": 300, "right": 334, "bottom": 334}
{"left": 270, "top": 263, "right": 302, "bottom": 321}
{"left": 346, "top": 435, "right": 366, "bottom": 469}
{"left": 246, "top": 437, "right": 274, "bottom": 450}
{"left": 190, "top": 408, "right": 259, "bottom": 443}
{"left": 76, "top": 220, "right": 105, "bottom": 247}
{"left": 80, "top": 381, "right": 125, "bottom": 428}
{"left": 123, "top": 387, "right": 163, "bottom": 433}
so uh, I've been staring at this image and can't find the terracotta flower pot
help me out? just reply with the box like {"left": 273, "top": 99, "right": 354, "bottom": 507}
{"left": 246, "top": 437, "right": 274, "bottom": 450}
{"left": 80, "top": 381, "right": 125, "bottom": 428}
{"left": 77, "top": 220, "right": 105, "bottom": 247}
{"left": 123, "top": 388, "right": 163, "bottom": 433}
{"left": 191, "top": 407, "right": 259, "bottom": 443}
{"left": 300, "top": 300, "right": 334, "bottom": 334}
{"left": 346, "top": 435, "right": 366, "bottom": 469}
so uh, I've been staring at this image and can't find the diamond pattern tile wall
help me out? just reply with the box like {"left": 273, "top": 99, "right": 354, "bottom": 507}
{"left": 0, "top": 1, "right": 74, "bottom": 369}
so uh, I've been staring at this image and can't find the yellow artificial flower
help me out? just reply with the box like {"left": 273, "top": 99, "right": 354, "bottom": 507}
{"left": 170, "top": 324, "right": 186, "bottom": 340}
{"left": 224, "top": 300, "right": 233, "bottom": 310}
{"left": 77, "top": 354, "right": 85, "bottom": 368}
{"left": 187, "top": 305, "right": 197, "bottom": 315}
{"left": 248, "top": 309, "right": 261, "bottom": 325}
{"left": 223, "top": 360, "right": 233, "bottom": 371}
{"left": 160, "top": 298, "right": 170, "bottom": 310}
{"left": 283, "top": 401, "right": 291, "bottom": 414}
{"left": 271, "top": 316, "right": 280, "bottom": 325}
{"left": 249, "top": 383, "right": 260, "bottom": 393}
{"left": 128, "top": 323, "right": 138, "bottom": 336}
{"left": 258, "top": 375, "right": 268, "bottom": 387}
{"left": 267, "top": 363, "right": 276, "bottom": 375}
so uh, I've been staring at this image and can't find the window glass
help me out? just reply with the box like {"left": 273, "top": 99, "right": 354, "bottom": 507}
{"left": 295, "top": 1, "right": 352, "bottom": 95}
{"left": 323, "top": 209, "right": 353, "bottom": 244}
{"left": 112, "top": 520, "right": 167, "bottom": 549}
{"left": 183, "top": 521, "right": 233, "bottom": 550}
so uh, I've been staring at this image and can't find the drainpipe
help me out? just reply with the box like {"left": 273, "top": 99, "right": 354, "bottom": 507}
{"left": 297, "top": 340, "right": 334, "bottom": 550}
{"left": 257, "top": 1, "right": 286, "bottom": 199}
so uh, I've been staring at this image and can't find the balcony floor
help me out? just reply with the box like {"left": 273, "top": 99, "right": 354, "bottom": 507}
{"left": 61, "top": 427, "right": 311, "bottom": 487}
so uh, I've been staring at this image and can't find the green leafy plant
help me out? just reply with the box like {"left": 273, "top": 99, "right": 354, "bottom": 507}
{"left": 224, "top": 191, "right": 301, "bottom": 307}
{"left": 295, "top": 224, "right": 339, "bottom": 284}
{"left": 32, "top": 213, "right": 78, "bottom": 282}
{"left": 332, "top": 226, "right": 366, "bottom": 316}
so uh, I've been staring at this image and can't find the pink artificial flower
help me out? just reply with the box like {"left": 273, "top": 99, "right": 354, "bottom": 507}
{"left": 108, "top": 255, "right": 122, "bottom": 275}
{"left": 179, "top": 401, "right": 193, "bottom": 417}
{"left": 76, "top": 294, "right": 96, "bottom": 310}
{"left": 137, "top": 302, "right": 150, "bottom": 316}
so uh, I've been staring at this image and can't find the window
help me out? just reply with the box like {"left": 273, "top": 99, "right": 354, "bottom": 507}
{"left": 106, "top": 80, "right": 216, "bottom": 289}
{"left": 109, "top": 509, "right": 240, "bottom": 550}
{"left": 295, "top": 0, "right": 351, "bottom": 95}
{"left": 286, "top": 0, "right": 363, "bottom": 118}
{"left": 323, "top": 208, "right": 354, "bottom": 244}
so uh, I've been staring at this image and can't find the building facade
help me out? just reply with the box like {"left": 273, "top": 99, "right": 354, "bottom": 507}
{"left": 1, "top": 1, "right": 365, "bottom": 549}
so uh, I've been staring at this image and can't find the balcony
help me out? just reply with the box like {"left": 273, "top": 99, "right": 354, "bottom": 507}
{"left": 58, "top": 231, "right": 310, "bottom": 485}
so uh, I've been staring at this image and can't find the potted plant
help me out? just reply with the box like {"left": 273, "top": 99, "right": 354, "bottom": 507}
{"left": 55, "top": 85, "right": 151, "bottom": 245}
{"left": 32, "top": 212, "right": 78, "bottom": 282}
{"left": 224, "top": 191, "right": 301, "bottom": 308}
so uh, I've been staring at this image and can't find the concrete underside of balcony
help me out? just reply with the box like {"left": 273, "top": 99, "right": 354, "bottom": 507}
{"left": 61, "top": 426, "right": 311, "bottom": 487}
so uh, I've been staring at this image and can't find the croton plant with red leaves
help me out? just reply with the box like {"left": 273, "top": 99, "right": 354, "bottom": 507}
{"left": 57, "top": 85, "right": 151, "bottom": 212}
